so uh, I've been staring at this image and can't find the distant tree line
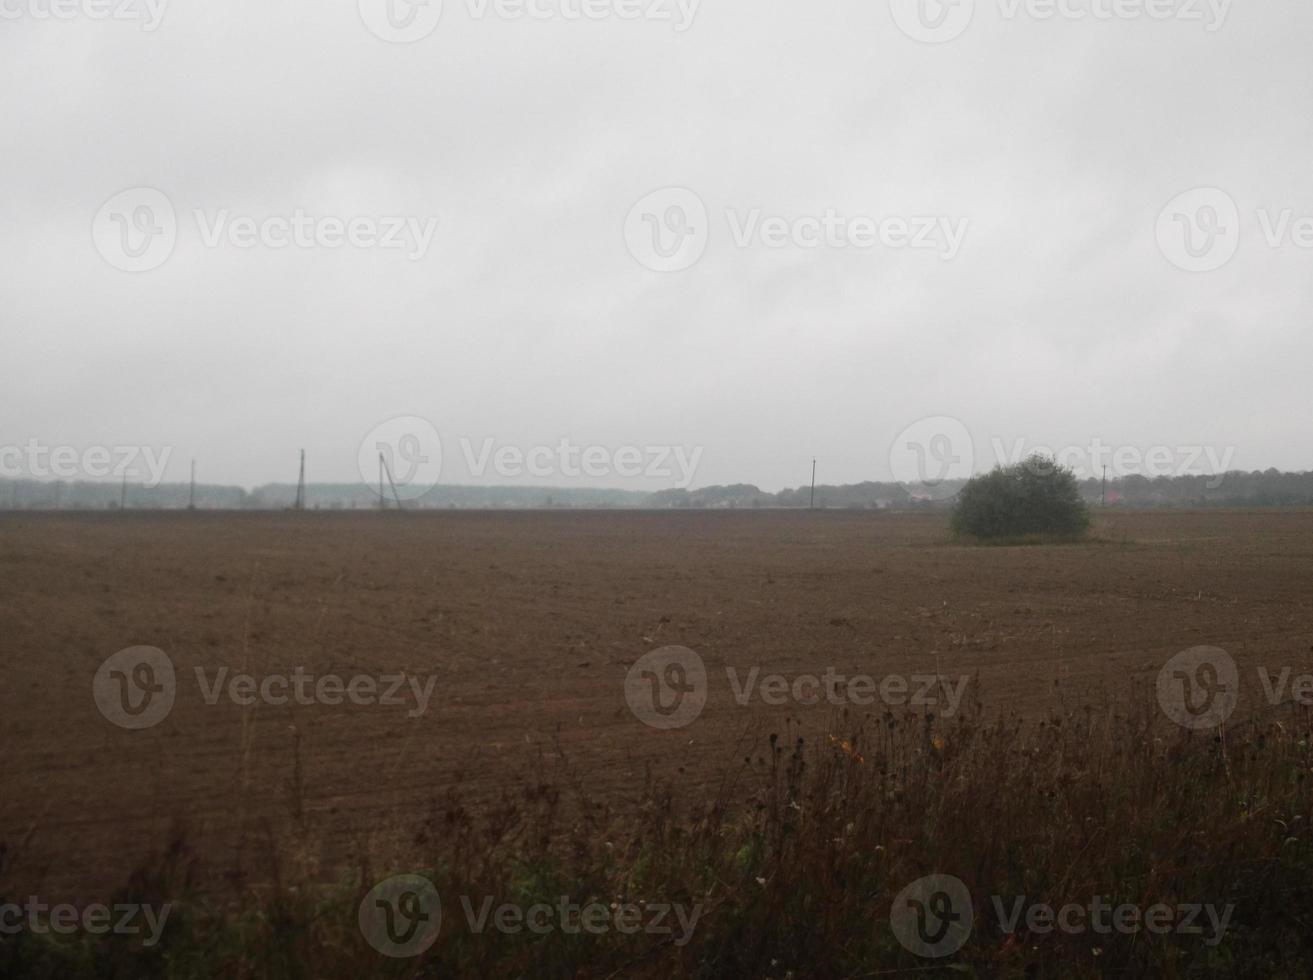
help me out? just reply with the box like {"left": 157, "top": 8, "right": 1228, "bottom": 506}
{"left": 3, "top": 469, "right": 1312, "bottom": 511}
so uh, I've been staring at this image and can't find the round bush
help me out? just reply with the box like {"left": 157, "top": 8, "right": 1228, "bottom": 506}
{"left": 950, "top": 455, "right": 1091, "bottom": 540}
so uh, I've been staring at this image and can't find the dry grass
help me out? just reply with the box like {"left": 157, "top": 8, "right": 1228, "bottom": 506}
{"left": 5, "top": 692, "right": 1312, "bottom": 978}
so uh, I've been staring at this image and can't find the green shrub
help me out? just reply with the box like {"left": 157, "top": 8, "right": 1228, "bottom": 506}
{"left": 951, "top": 455, "right": 1090, "bottom": 541}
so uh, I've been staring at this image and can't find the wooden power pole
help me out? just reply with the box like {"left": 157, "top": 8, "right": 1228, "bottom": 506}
{"left": 294, "top": 450, "right": 306, "bottom": 511}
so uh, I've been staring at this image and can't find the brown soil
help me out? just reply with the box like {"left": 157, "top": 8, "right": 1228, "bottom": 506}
{"left": 2, "top": 509, "right": 1310, "bottom": 899}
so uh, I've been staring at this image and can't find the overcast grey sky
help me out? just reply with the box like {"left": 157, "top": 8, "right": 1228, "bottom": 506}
{"left": 3, "top": 0, "right": 1310, "bottom": 492}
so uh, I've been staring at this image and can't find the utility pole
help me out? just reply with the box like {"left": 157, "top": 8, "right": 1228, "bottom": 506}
{"left": 1101, "top": 466, "right": 1108, "bottom": 507}
{"left": 379, "top": 452, "right": 404, "bottom": 511}
{"left": 188, "top": 460, "right": 197, "bottom": 511}
{"left": 294, "top": 449, "right": 306, "bottom": 511}
{"left": 810, "top": 459, "right": 817, "bottom": 511}
{"left": 120, "top": 473, "right": 127, "bottom": 511}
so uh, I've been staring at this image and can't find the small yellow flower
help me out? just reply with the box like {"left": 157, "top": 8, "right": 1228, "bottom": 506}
{"left": 828, "top": 734, "right": 865, "bottom": 763}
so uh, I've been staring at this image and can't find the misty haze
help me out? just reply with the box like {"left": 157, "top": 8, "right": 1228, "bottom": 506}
{"left": 3, "top": 1, "right": 1312, "bottom": 977}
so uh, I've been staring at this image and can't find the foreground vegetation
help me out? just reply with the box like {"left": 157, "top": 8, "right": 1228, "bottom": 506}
{"left": 5, "top": 691, "right": 1313, "bottom": 979}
